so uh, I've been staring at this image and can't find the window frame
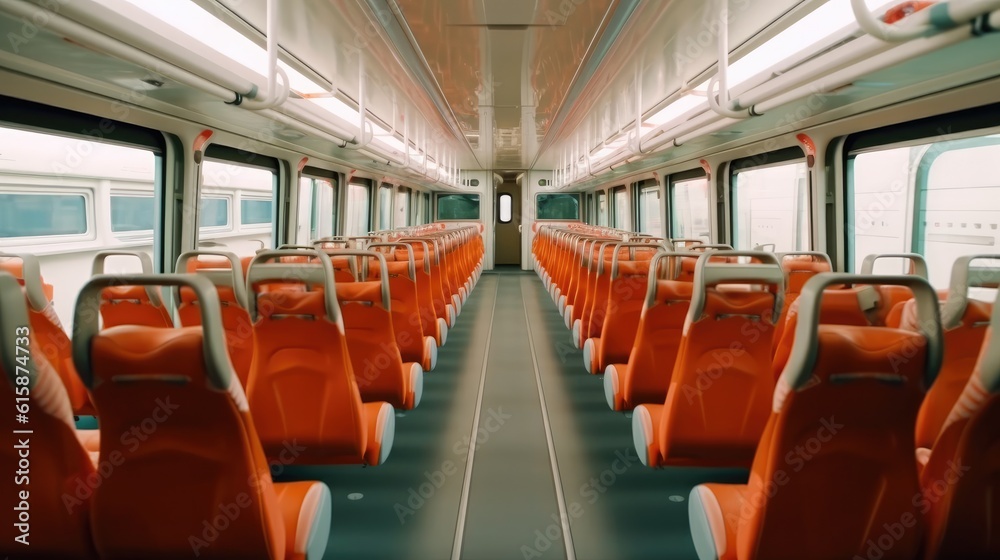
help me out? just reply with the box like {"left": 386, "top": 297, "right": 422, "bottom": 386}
{"left": 498, "top": 193, "right": 513, "bottom": 223}
{"left": 667, "top": 168, "right": 711, "bottom": 242}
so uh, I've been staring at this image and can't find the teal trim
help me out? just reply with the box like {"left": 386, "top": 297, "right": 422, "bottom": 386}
{"left": 929, "top": 3, "right": 955, "bottom": 28}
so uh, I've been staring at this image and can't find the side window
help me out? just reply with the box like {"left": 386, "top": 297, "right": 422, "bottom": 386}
{"left": 200, "top": 153, "right": 277, "bottom": 256}
{"left": 612, "top": 186, "right": 628, "bottom": 229}
{"left": 586, "top": 193, "right": 594, "bottom": 224}
{"left": 423, "top": 192, "right": 431, "bottom": 223}
{"left": 669, "top": 173, "right": 711, "bottom": 242}
{"left": 378, "top": 184, "right": 393, "bottom": 230}
{"left": 437, "top": 193, "right": 480, "bottom": 220}
{"left": 536, "top": 193, "right": 580, "bottom": 220}
{"left": 345, "top": 182, "right": 372, "bottom": 236}
{"left": 637, "top": 184, "right": 662, "bottom": 236}
{"left": 731, "top": 152, "right": 810, "bottom": 251}
{"left": 296, "top": 173, "right": 337, "bottom": 244}
{"left": 597, "top": 191, "right": 608, "bottom": 226}
{"left": 849, "top": 132, "right": 1000, "bottom": 288}
{"left": 0, "top": 123, "right": 158, "bottom": 327}
{"left": 396, "top": 187, "right": 411, "bottom": 228}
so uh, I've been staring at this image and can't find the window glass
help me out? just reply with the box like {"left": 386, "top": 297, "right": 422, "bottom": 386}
{"left": 732, "top": 161, "right": 810, "bottom": 251}
{"left": 0, "top": 193, "right": 88, "bottom": 237}
{"left": 613, "top": 187, "right": 629, "bottom": 229}
{"left": 241, "top": 199, "right": 272, "bottom": 225}
{"left": 638, "top": 186, "right": 662, "bottom": 236}
{"left": 345, "top": 182, "right": 371, "bottom": 236}
{"left": 670, "top": 176, "right": 711, "bottom": 242}
{"left": 597, "top": 191, "right": 608, "bottom": 226}
{"left": 396, "top": 187, "right": 411, "bottom": 228}
{"left": 200, "top": 159, "right": 275, "bottom": 255}
{"left": 378, "top": 184, "right": 393, "bottom": 230}
{"left": 499, "top": 193, "right": 512, "bottom": 223}
{"left": 438, "top": 194, "right": 480, "bottom": 220}
{"left": 423, "top": 192, "right": 431, "bottom": 223}
{"left": 586, "top": 193, "right": 594, "bottom": 224}
{"left": 110, "top": 195, "right": 154, "bottom": 233}
{"left": 0, "top": 124, "right": 156, "bottom": 327}
{"left": 199, "top": 197, "right": 230, "bottom": 228}
{"left": 536, "top": 193, "right": 579, "bottom": 220}
{"left": 296, "top": 176, "right": 336, "bottom": 244}
{"left": 849, "top": 133, "right": 1000, "bottom": 289}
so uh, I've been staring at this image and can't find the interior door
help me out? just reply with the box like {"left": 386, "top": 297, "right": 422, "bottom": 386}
{"left": 494, "top": 181, "right": 521, "bottom": 265}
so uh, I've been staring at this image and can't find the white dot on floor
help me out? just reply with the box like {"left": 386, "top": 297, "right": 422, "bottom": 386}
{"left": 396, "top": 412, "right": 406, "bottom": 418}
{"left": 669, "top": 495, "right": 685, "bottom": 503}
{"left": 347, "top": 493, "right": 364, "bottom": 501}
{"left": 624, "top": 412, "right": 633, "bottom": 419}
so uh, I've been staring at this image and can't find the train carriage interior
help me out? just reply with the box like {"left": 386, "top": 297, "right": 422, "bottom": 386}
{"left": 1, "top": 0, "right": 1000, "bottom": 558}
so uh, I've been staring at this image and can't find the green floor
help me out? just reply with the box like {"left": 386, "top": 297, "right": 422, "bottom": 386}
{"left": 281, "top": 270, "right": 747, "bottom": 559}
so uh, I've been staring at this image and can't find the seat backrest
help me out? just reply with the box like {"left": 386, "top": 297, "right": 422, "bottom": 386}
{"left": 245, "top": 249, "right": 373, "bottom": 464}
{"left": 0, "top": 253, "right": 92, "bottom": 415}
{"left": 72, "top": 274, "right": 286, "bottom": 559}
{"left": 176, "top": 251, "right": 255, "bottom": 388}
{"left": 772, "top": 252, "right": 832, "bottom": 354}
{"left": 597, "top": 244, "right": 663, "bottom": 363}
{"left": 329, "top": 250, "right": 409, "bottom": 408}
{"left": 0, "top": 272, "right": 97, "bottom": 559}
{"left": 659, "top": 251, "right": 784, "bottom": 466}
{"left": 366, "top": 243, "right": 426, "bottom": 362}
{"left": 621, "top": 251, "right": 696, "bottom": 408}
{"left": 921, "top": 284, "right": 1000, "bottom": 558}
{"left": 92, "top": 251, "right": 173, "bottom": 328}
{"left": 736, "top": 273, "right": 941, "bottom": 560}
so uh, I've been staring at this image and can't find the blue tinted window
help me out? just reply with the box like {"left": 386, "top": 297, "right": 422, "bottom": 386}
{"left": 200, "top": 197, "right": 229, "bottom": 228}
{"left": 241, "top": 198, "right": 272, "bottom": 225}
{"left": 111, "top": 195, "right": 154, "bottom": 232}
{"left": 0, "top": 193, "right": 87, "bottom": 237}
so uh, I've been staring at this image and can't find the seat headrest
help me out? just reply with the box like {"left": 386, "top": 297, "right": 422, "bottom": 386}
{"left": 781, "top": 273, "right": 942, "bottom": 393}
{"left": 73, "top": 274, "right": 235, "bottom": 392}
{"left": 860, "top": 252, "right": 929, "bottom": 279}
{"left": 176, "top": 250, "right": 248, "bottom": 309}
{"left": 91, "top": 250, "right": 163, "bottom": 306}
{"left": 0, "top": 252, "right": 50, "bottom": 311}
{"left": 246, "top": 249, "right": 341, "bottom": 323}
{"left": 941, "top": 254, "right": 1000, "bottom": 329}
{"left": 689, "top": 251, "right": 785, "bottom": 323}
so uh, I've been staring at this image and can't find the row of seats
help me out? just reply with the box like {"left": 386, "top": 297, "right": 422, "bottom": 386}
{"left": 0, "top": 223, "right": 484, "bottom": 558}
{"left": 532, "top": 223, "right": 999, "bottom": 560}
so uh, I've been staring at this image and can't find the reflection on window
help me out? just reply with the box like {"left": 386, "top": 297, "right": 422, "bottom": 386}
{"left": 200, "top": 197, "right": 229, "bottom": 228}
{"left": 638, "top": 187, "right": 662, "bottom": 236}
{"left": 111, "top": 195, "right": 154, "bottom": 232}
{"left": 670, "top": 177, "right": 711, "bottom": 242}
{"left": 345, "top": 183, "right": 371, "bottom": 236}
{"left": 597, "top": 192, "right": 608, "bottom": 226}
{"left": 499, "top": 193, "right": 512, "bottom": 223}
{"left": 0, "top": 193, "right": 87, "bottom": 237}
{"left": 536, "top": 193, "right": 579, "bottom": 220}
{"left": 438, "top": 194, "right": 480, "bottom": 220}
{"left": 378, "top": 185, "right": 393, "bottom": 230}
{"left": 850, "top": 133, "right": 1000, "bottom": 289}
{"left": 732, "top": 162, "right": 810, "bottom": 251}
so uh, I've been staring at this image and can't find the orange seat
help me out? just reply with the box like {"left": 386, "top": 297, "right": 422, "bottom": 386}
{"left": 367, "top": 243, "right": 438, "bottom": 371}
{"left": 688, "top": 273, "right": 942, "bottom": 560}
{"left": 633, "top": 251, "right": 784, "bottom": 467}
{"left": 176, "top": 250, "right": 255, "bottom": 388}
{"left": 605, "top": 252, "right": 694, "bottom": 411}
{"left": 583, "top": 243, "right": 660, "bottom": 374}
{"left": 0, "top": 252, "right": 94, "bottom": 415}
{"left": 92, "top": 251, "right": 173, "bottom": 328}
{"left": 771, "top": 252, "right": 832, "bottom": 356}
{"left": 0, "top": 272, "right": 98, "bottom": 559}
{"left": 919, "top": 284, "right": 1000, "bottom": 559}
{"left": 327, "top": 249, "right": 423, "bottom": 410}
{"left": 910, "top": 255, "right": 999, "bottom": 451}
{"left": 246, "top": 249, "right": 394, "bottom": 465}
{"left": 399, "top": 239, "right": 449, "bottom": 345}
{"left": 73, "top": 273, "right": 332, "bottom": 559}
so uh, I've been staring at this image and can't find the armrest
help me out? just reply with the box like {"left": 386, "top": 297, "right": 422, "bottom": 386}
{"left": 690, "top": 483, "right": 748, "bottom": 560}
{"left": 362, "top": 401, "right": 395, "bottom": 466}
